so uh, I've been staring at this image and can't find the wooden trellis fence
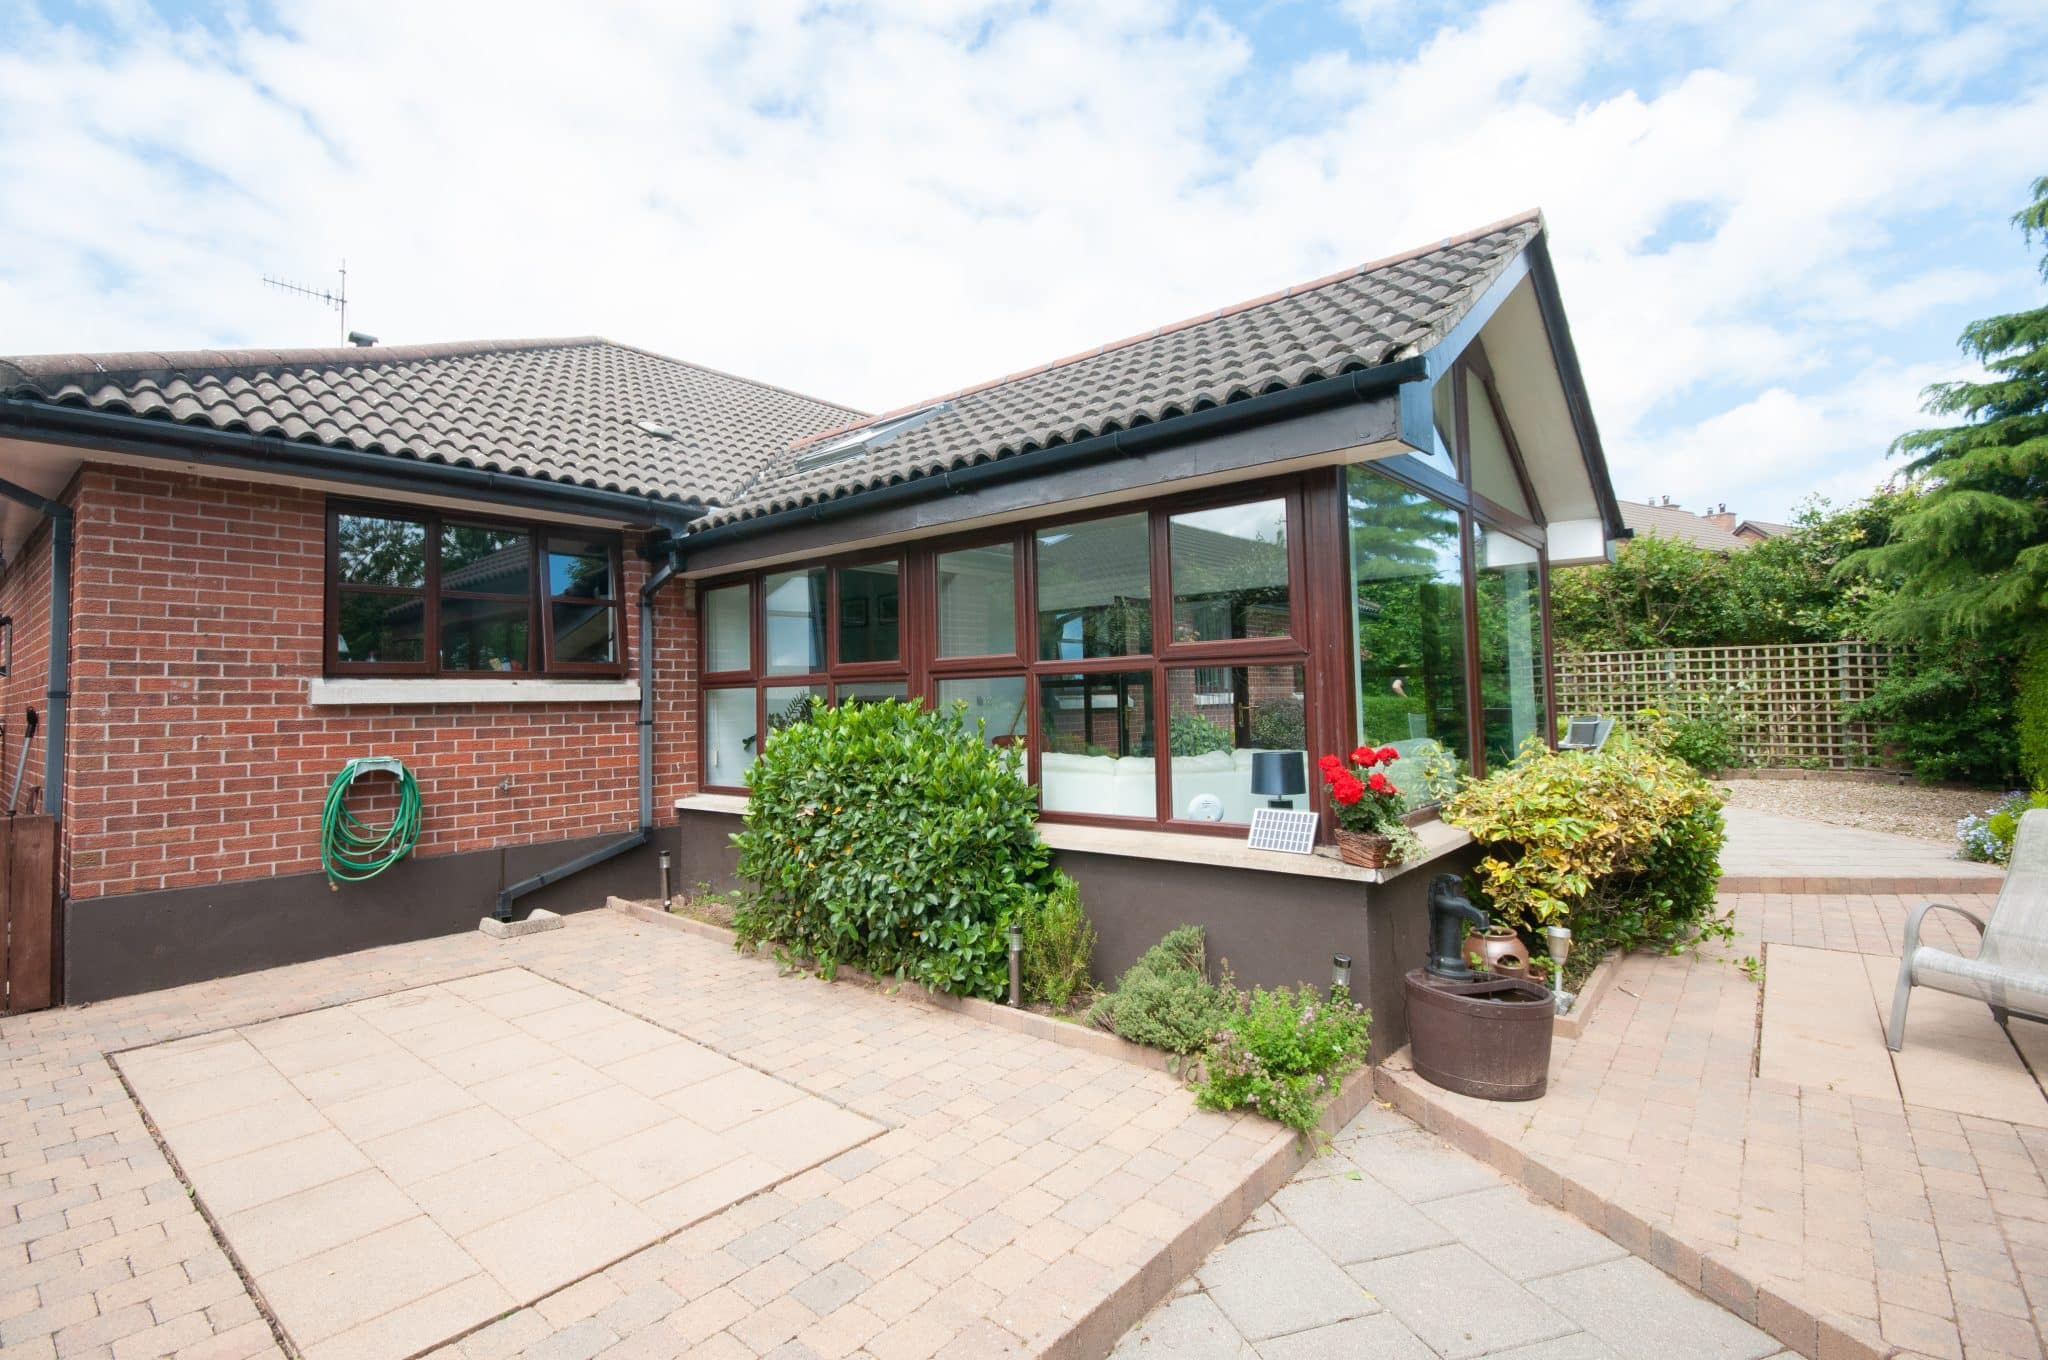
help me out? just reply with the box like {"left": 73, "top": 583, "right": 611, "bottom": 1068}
{"left": 1554, "top": 641, "right": 1896, "bottom": 769}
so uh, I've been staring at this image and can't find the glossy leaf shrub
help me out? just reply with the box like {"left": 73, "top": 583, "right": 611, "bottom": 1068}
{"left": 1444, "top": 729, "right": 1727, "bottom": 954}
{"left": 732, "top": 698, "right": 1050, "bottom": 998}
{"left": 1194, "top": 984, "right": 1371, "bottom": 1135}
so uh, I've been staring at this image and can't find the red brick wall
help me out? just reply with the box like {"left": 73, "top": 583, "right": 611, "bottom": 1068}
{"left": 65, "top": 466, "right": 698, "bottom": 900}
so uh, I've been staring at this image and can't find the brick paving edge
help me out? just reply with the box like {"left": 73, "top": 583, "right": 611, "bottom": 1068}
{"left": 601, "top": 895, "right": 1380, "bottom": 1359}
{"left": 1372, "top": 1056, "right": 1896, "bottom": 1360}
{"left": 1551, "top": 950, "right": 1621, "bottom": 1042}
{"left": 1716, "top": 873, "right": 1999, "bottom": 894}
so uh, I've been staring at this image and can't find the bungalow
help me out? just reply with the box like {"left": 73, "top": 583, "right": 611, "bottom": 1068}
{"left": 0, "top": 209, "right": 1620, "bottom": 1047}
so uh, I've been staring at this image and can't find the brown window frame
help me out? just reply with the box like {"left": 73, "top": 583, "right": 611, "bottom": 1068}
{"left": 324, "top": 500, "right": 627, "bottom": 679}
{"left": 696, "top": 478, "right": 1314, "bottom": 837}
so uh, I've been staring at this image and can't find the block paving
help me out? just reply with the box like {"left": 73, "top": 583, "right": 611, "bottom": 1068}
{"left": 1115, "top": 1099, "right": 1786, "bottom": 1360}
{"left": 2, "top": 908, "right": 1308, "bottom": 1360}
{"left": 1379, "top": 890, "right": 2048, "bottom": 1360}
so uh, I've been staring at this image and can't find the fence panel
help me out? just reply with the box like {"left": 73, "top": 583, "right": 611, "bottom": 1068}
{"left": 1555, "top": 641, "right": 1894, "bottom": 769}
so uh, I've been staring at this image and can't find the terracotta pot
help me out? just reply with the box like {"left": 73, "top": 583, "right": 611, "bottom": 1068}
{"left": 1335, "top": 828, "right": 1402, "bottom": 868}
{"left": 1462, "top": 927, "right": 1530, "bottom": 977}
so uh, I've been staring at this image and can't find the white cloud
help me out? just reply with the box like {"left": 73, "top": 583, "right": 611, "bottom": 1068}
{"left": 0, "top": 0, "right": 2041, "bottom": 523}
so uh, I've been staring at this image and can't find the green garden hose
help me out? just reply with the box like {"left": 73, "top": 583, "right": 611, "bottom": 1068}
{"left": 321, "top": 757, "right": 423, "bottom": 887}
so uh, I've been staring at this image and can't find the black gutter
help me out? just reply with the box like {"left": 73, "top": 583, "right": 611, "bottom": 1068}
{"left": 0, "top": 474, "right": 70, "bottom": 832}
{"left": 679, "top": 355, "right": 1430, "bottom": 553}
{"left": 0, "top": 397, "right": 705, "bottom": 530}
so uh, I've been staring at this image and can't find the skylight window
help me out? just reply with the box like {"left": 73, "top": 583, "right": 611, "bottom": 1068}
{"left": 792, "top": 401, "right": 951, "bottom": 473}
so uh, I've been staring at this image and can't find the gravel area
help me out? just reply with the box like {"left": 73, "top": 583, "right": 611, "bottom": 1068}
{"left": 1715, "top": 777, "right": 2002, "bottom": 845}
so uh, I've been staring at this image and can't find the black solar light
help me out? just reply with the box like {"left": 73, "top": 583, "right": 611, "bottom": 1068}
{"left": 1251, "top": 750, "right": 1307, "bottom": 808}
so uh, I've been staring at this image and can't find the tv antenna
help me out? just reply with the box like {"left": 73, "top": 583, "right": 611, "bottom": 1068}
{"left": 262, "top": 260, "right": 350, "bottom": 344}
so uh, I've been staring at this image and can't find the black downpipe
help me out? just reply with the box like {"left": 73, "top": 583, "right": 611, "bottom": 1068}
{"left": 492, "top": 543, "right": 683, "bottom": 922}
{"left": 0, "top": 474, "right": 71, "bottom": 830}
{"left": 677, "top": 356, "right": 1428, "bottom": 553}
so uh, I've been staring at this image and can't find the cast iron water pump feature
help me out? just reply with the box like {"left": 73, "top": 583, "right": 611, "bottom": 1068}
{"left": 1426, "top": 873, "right": 1489, "bottom": 981}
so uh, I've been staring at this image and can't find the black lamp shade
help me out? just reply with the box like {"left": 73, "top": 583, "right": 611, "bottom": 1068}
{"left": 1251, "top": 750, "right": 1307, "bottom": 799}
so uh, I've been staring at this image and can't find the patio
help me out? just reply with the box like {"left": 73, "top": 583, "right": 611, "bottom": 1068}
{"left": 1, "top": 906, "right": 1318, "bottom": 1360}
{"left": 1378, "top": 883, "right": 2048, "bottom": 1360}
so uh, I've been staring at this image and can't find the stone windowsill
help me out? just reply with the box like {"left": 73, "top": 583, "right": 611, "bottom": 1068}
{"left": 308, "top": 677, "right": 641, "bottom": 706}
{"left": 674, "top": 793, "right": 1471, "bottom": 885}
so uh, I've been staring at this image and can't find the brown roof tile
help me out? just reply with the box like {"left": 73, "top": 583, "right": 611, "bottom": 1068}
{"left": 0, "top": 337, "right": 865, "bottom": 507}
{"left": 708, "top": 212, "right": 1543, "bottom": 525}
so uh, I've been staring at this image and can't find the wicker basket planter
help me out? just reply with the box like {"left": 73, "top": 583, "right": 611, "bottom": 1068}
{"left": 1335, "top": 828, "right": 1402, "bottom": 869}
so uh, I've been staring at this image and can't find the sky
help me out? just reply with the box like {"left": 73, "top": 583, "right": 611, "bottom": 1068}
{"left": 2, "top": 0, "right": 2044, "bottom": 523}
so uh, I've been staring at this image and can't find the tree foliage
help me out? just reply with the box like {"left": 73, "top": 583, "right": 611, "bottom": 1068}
{"left": 1846, "top": 176, "right": 2048, "bottom": 645}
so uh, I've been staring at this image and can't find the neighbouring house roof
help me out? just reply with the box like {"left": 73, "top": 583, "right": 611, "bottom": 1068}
{"left": 1617, "top": 499, "right": 1754, "bottom": 552}
{"left": 705, "top": 211, "right": 1546, "bottom": 526}
{"left": 1735, "top": 519, "right": 1794, "bottom": 540}
{"left": 0, "top": 337, "right": 866, "bottom": 507}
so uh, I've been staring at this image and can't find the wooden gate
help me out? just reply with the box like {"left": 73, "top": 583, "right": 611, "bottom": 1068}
{"left": 1, "top": 815, "right": 59, "bottom": 1013}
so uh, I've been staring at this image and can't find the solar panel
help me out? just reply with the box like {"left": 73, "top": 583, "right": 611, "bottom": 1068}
{"left": 1246, "top": 807, "right": 1318, "bottom": 855}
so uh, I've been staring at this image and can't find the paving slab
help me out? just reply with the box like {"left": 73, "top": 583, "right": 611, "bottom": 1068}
{"left": 1196, "top": 1226, "right": 1377, "bottom": 1342}
{"left": 1350, "top": 1244, "right": 1578, "bottom": 1360}
{"left": 1254, "top": 1312, "right": 1436, "bottom": 1360}
{"left": 1529, "top": 1258, "right": 1779, "bottom": 1360}
{"left": 115, "top": 971, "right": 882, "bottom": 1358}
{"left": 1417, "top": 1185, "right": 1630, "bottom": 1282}
{"left": 1859, "top": 952, "right": 2048, "bottom": 1126}
{"left": 1757, "top": 944, "right": 1900, "bottom": 1103}
{"left": 1109, "top": 1292, "right": 1258, "bottom": 1359}
{"left": 1269, "top": 1172, "right": 1453, "bottom": 1264}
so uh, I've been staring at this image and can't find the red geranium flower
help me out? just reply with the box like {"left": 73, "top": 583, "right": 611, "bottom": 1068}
{"left": 1329, "top": 774, "right": 1365, "bottom": 805}
{"left": 1376, "top": 745, "right": 1399, "bottom": 764}
{"left": 1318, "top": 753, "right": 1343, "bottom": 772}
{"left": 1367, "top": 771, "right": 1392, "bottom": 795}
{"left": 1350, "top": 745, "right": 1377, "bottom": 767}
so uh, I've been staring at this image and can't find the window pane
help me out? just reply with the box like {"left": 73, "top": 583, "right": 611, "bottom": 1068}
{"left": 439, "top": 597, "right": 530, "bottom": 671}
{"left": 1468, "top": 382, "right": 1530, "bottom": 514}
{"left": 337, "top": 590, "right": 424, "bottom": 663}
{"left": 1348, "top": 466, "right": 1469, "bottom": 770}
{"left": 937, "top": 675, "right": 1026, "bottom": 747}
{"left": 441, "top": 523, "right": 531, "bottom": 595}
{"left": 551, "top": 602, "right": 616, "bottom": 665}
{"left": 1476, "top": 526, "right": 1546, "bottom": 769}
{"left": 547, "top": 537, "right": 613, "bottom": 599}
{"left": 764, "top": 568, "right": 826, "bottom": 674}
{"left": 1167, "top": 664, "right": 1306, "bottom": 825}
{"left": 704, "top": 688, "right": 756, "bottom": 786}
{"left": 336, "top": 514, "right": 425, "bottom": 588}
{"left": 704, "top": 584, "right": 751, "bottom": 672}
{"left": 836, "top": 563, "right": 900, "bottom": 664}
{"left": 937, "top": 543, "right": 1016, "bottom": 658}
{"left": 1036, "top": 514, "right": 1151, "bottom": 659}
{"left": 1037, "top": 671, "right": 1155, "bottom": 817}
{"left": 764, "top": 684, "right": 827, "bottom": 742}
{"left": 837, "top": 680, "right": 908, "bottom": 705}
{"left": 1169, "top": 499, "right": 1290, "bottom": 644}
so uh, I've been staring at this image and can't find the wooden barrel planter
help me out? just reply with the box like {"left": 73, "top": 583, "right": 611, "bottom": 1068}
{"left": 1404, "top": 969, "right": 1555, "bottom": 1101}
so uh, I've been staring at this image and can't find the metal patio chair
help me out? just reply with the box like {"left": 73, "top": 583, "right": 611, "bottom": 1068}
{"left": 1887, "top": 807, "right": 2048, "bottom": 1051}
{"left": 1557, "top": 715, "right": 1613, "bottom": 752}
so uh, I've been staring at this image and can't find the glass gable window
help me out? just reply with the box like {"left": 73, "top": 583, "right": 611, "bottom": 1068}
{"left": 1169, "top": 499, "right": 1290, "bottom": 644}
{"left": 327, "top": 505, "right": 622, "bottom": 678}
{"left": 1476, "top": 526, "right": 1546, "bottom": 769}
{"left": 1347, "top": 467, "right": 1470, "bottom": 769}
{"left": 1468, "top": 380, "right": 1531, "bottom": 516}
{"left": 1037, "top": 514, "right": 1151, "bottom": 659}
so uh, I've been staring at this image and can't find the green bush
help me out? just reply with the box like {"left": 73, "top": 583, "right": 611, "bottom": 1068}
{"left": 732, "top": 698, "right": 1050, "bottom": 997}
{"left": 1250, "top": 696, "right": 1306, "bottom": 751}
{"left": 1021, "top": 872, "right": 1096, "bottom": 1010}
{"left": 1443, "top": 732, "right": 1727, "bottom": 953}
{"left": 1846, "top": 641, "right": 2019, "bottom": 785}
{"left": 1088, "top": 925, "right": 1230, "bottom": 1056}
{"left": 1194, "top": 985, "right": 1371, "bottom": 1135}
{"left": 1659, "top": 707, "right": 1745, "bottom": 775}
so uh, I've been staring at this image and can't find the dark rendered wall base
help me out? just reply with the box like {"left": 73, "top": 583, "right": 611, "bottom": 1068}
{"left": 65, "top": 828, "right": 680, "bottom": 1004}
{"left": 673, "top": 807, "right": 1472, "bottom": 1060}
